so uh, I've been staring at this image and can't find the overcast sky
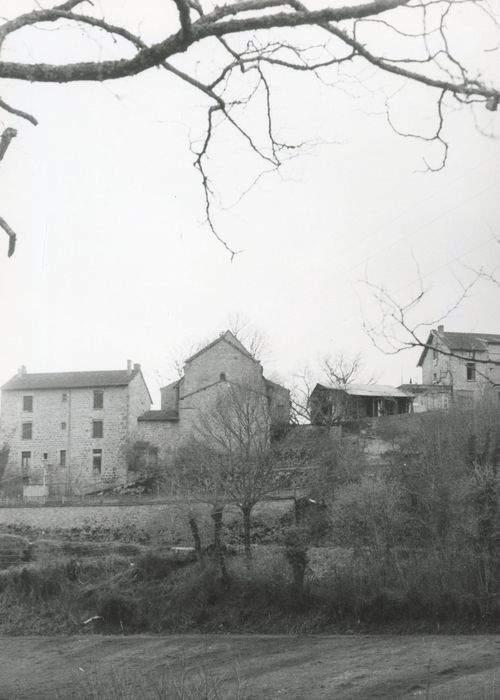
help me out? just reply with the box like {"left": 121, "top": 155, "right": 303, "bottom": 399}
{"left": 0, "top": 0, "right": 499, "bottom": 405}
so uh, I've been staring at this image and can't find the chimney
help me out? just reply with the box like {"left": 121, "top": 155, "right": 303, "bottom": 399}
{"left": 126, "top": 359, "right": 132, "bottom": 374}
{"left": 133, "top": 363, "right": 141, "bottom": 372}
{"left": 17, "top": 365, "right": 27, "bottom": 377}
{"left": 437, "top": 325, "right": 444, "bottom": 333}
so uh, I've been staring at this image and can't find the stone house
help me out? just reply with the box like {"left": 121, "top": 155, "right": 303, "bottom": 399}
{"left": 0, "top": 362, "right": 151, "bottom": 495}
{"left": 136, "top": 331, "right": 290, "bottom": 467}
{"left": 416, "top": 326, "right": 500, "bottom": 407}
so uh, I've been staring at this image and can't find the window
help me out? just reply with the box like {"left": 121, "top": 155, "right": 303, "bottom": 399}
{"left": 92, "top": 420, "right": 103, "bottom": 438}
{"left": 43, "top": 452, "right": 48, "bottom": 461}
{"left": 92, "top": 449, "right": 102, "bottom": 474}
{"left": 21, "top": 422, "right": 32, "bottom": 440}
{"left": 61, "top": 393, "right": 68, "bottom": 402}
{"left": 432, "top": 348, "right": 438, "bottom": 362}
{"left": 22, "top": 395, "right": 33, "bottom": 412}
{"left": 220, "top": 372, "right": 226, "bottom": 381}
{"left": 61, "top": 421, "right": 67, "bottom": 430}
{"left": 21, "top": 451, "right": 31, "bottom": 469}
{"left": 60, "top": 450, "right": 66, "bottom": 467}
{"left": 93, "top": 390, "right": 104, "bottom": 409}
{"left": 466, "top": 362, "right": 476, "bottom": 381}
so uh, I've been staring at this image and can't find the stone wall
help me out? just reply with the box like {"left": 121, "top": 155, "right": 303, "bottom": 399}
{"left": 181, "top": 337, "right": 263, "bottom": 397}
{"left": 0, "top": 499, "right": 292, "bottom": 544}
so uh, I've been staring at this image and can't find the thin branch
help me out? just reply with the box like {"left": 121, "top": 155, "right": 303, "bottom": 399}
{"left": 0, "top": 126, "right": 17, "bottom": 161}
{"left": 0, "top": 216, "right": 16, "bottom": 257}
{"left": 0, "top": 97, "right": 38, "bottom": 126}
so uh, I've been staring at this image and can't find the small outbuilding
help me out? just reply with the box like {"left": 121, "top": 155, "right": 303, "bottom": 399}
{"left": 309, "top": 383, "right": 414, "bottom": 424}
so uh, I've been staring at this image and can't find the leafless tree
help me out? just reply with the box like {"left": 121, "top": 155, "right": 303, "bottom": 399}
{"left": 195, "top": 382, "right": 282, "bottom": 559}
{"left": 227, "top": 313, "right": 269, "bottom": 361}
{"left": 290, "top": 351, "right": 376, "bottom": 423}
{"left": 174, "top": 440, "right": 232, "bottom": 579}
{"left": 362, "top": 265, "right": 500, "bottom": 383}
{"left": 1, "top": 1, "right": 499, "bottom": 256}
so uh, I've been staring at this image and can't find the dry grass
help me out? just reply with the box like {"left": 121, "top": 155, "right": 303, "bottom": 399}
{"left": 60, "top": 663, "right": 250, "bottom": 700}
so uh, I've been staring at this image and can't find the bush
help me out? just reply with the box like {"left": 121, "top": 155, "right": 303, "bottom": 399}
{"left": 133, "top": 552, "right": 176, "bottom": 580}
{"left": 97, "top": 593, "right": 137, "bottom": 627}
{"left": 7, "top": 563, "right": 66, "bottom": 599}
{"left": 0, "top": 533, "right": 31, "bottom": 568}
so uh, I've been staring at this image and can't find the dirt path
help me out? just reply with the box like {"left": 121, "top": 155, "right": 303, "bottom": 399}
{"left": 0, "top": 634, "right": 500, "bottom": 699}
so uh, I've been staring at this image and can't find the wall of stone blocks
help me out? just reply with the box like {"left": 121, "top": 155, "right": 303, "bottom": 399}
{"left": 181, "top": 340, "right": 263, "bottom": 397}
{"left": 0, "top": 499, "right": 293, "bottom": 544}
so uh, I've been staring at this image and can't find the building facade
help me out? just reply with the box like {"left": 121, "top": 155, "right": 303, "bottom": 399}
{"left": 0, "top": 363, "right": 151, "bottom": 495}
{"left": 137, "top": 331, "right": 290, "bottom": 466}
{"left": 0, "top": 332, "right": 291, "bottom": 495}
{"left": 417, "top": 326, "right": 500, "bottom": 406}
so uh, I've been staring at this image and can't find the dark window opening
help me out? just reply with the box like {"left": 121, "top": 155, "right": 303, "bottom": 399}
{"left": 92, "top": 420, "right": 103, "bottom": 438}
{"left": 61, "top": 422, "right": 67, "bottom": 430}
{"left": 60, "top": 450, "right": 66, "bottom": 467}
{"left": 62, "top": 393, "right": 68, "bottom": 402}
{"left": 92, "top": 449, "right": 102, "bottom": 474}
{"left": 220, "top": 372, "right": 226, "bottom": 381}
{"left": 93, "top": 390, "right": 104, "bottom": 409}
{"left": 21, "top": 451, "right": 31, "bottom": 469}
{"left": 23, "top": 395, "right": 33, "bottom": 412}
{"left": 466, "top": 363, "right": 476, "bottom": 381}
{"left": 22, "top": 422, "right": 32, "bottom": 440}
{"left": 43, "top": 453, "right": 48, "bottom": 461}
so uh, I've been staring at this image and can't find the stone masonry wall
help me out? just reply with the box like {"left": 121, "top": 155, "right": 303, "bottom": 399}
{"left": 0, "top": 499, "right": 292, "bottom": 544}
{"left": 181, "top": 339, "right": 262, "bottom": 397}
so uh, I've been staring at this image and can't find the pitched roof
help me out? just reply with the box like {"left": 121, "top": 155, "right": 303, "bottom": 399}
{"left": 184, "top": 330, "right": 255, "bottom": 364}
{"left": 2, "top": 369, "right": 141, "bottom": 391}
{"left": 417, "top": 331, "right": 500, "bottom": 366}
{"left": 314, "top": 383, "right": 412, "bottom": 399}
{"left": 138, "top": 409, "right": 179, "bottom": 422}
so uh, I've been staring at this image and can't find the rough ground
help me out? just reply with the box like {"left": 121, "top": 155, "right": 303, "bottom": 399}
{"left": 1, "top": 634, "right": 500, "bottom": 699}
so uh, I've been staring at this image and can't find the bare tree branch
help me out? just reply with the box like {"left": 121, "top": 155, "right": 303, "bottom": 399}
{"left": 0, "top": 216, "right": 16, "bottom": 257}
{"left": 0, "top": 0, "right": 498, "bottom": 257}
{"left": 0, "top": 97, "right": 37, "bottom": 126}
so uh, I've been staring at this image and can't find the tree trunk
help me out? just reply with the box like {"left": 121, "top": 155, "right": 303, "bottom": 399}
{"left": 188, "top": 515, "right": 204, "bottom": 567}
{"left": 211, "top": 506, "right": 229, "bottom": 582}
{"left": 242, "top": 504, "right": 253, "bottom": 560}
{"left": 284, "top": 529, "right": 308, "bottom": 607}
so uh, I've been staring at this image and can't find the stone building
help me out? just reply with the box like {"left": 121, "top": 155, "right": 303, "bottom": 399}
{"left": 0, "top": 363, "right": 151, "bottom": 495}
{"left": 0, "top": 331, "right": 290, "bottom": 496}
{"left": 136, "top": 331, "right": 290, "bottom": 467}
{"left": 416, "top": 326, "right": 500, "bottom": 407}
